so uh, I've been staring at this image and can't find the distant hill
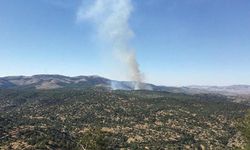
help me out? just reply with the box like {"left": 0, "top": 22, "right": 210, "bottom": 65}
{"left": 185, "top": 85, "right": 250, "bottom": 95}
{"left": 1, "top": 74, "right": 250, "bottom": 96}
{"left": 0, "top": 75, "right": 111, "bottom": 90}
{"left": 0, "top": 75, "right": 156, "bottom": 90}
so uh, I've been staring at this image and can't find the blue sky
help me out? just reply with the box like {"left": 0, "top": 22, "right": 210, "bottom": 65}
{"left": 0, "top": 0, "right": 250, "bottom": 86}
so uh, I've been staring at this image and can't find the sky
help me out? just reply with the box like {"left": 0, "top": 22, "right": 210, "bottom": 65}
{"left": 0, "top": 0, "right": 250, "bottom": 86}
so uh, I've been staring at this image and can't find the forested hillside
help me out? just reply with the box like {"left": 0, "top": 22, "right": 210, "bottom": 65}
{"left": 0, "top": 89, "right": 249, "bottom": 149}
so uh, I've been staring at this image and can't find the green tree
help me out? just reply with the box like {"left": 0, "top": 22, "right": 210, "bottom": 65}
{"left": 239, "top": 110, "right": 250, "bottom": 149}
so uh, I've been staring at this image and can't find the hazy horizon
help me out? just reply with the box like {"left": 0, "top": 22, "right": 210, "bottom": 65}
{"left": 1, "top": 73, "right": 250, "bottom": 87}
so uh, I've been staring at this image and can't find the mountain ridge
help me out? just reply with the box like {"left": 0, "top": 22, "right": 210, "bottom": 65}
{"left": 1, "top": 74, "right": 250, "bottom": 96}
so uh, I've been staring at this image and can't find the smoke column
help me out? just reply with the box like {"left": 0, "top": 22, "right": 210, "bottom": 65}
{"left": 77, "top": 0, "right": 143, "bottom": 90}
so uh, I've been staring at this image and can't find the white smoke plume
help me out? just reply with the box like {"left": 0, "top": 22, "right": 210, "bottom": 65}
{"left": 77, "top": 0, "right": 143, "bottom": 90}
